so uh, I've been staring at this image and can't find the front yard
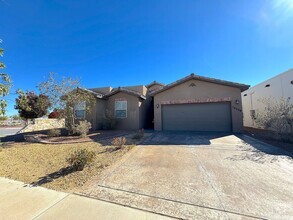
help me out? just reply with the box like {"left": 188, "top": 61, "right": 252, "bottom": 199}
{"left": 0, "top": 133, "right": 141, "bottom": 192}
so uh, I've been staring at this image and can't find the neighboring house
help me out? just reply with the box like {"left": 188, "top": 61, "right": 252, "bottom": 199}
{"left": 80, "top": 73, "right": 249, "bottom": 132}
{"left": 242, "top": 68, "right": 293, "bottom": 128}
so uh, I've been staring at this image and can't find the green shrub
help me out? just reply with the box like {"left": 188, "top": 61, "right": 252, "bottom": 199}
{"left": 72, "top": 120, "right": 92, "bottom": 137}
{"left": 132, "top": 129, "right": 144, "bottom": 140}
{"left": 66, "top": 149, "right": 95, "bottom": 171}
{"left": 47, "top": 128, "right": 61, "bottom": 137}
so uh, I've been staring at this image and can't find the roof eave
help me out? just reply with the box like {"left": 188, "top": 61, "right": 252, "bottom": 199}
{"left": 151, "top": 74, "right": 250, "bottom": 95}
{"left": 77, "top": 87, "right": 104, "bottom": 98}
{"left": 104, "top": 88, "right": 146, "bottom": 100}
{"left": 145, "top": 81, "right": 165, "bottom": 88}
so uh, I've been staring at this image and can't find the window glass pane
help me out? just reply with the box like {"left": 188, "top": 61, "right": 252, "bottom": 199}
{"left": 115, "top": 101, "right": 127, "bottom": 118}
{"left": 75, "top": 101, "right": 86, "bottom": 110}
{"left": 115, "top": 101, "right": 127, "bottom": 110}
{"left": 75, "top": 110, "right": 85, "bottom": 119}
{"left": 115, "top": 101, "right": 122, "bottom": 110}
{"left": 115, "top": 110, "right": 127, "bottom": 118}
{"left": 121, "top": 101, "right": 127, "bottom": 110}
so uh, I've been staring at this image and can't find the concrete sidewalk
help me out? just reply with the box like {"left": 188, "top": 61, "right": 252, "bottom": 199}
{"left": 0, "top": 178, "right": 172, "bottom": 220}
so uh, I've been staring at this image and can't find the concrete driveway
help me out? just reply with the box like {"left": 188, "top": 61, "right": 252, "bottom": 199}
{"left": 83, "top": 132, "right": 293, "bottom": 220}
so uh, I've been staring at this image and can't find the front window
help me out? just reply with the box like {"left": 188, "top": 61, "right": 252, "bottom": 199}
{"left": 74, "top": 101, "right": 86, "bottom": 119}
{"left": 115, "top": 100, "right": 127, "bottom": 118}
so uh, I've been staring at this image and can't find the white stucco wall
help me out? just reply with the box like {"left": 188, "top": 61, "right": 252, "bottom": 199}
{"left": 242, "top": 69, "right": 293, "bottom": 128}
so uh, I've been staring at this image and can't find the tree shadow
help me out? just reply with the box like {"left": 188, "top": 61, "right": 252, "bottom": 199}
{"left": 236, "top": 134, "right": 293, "bottom": 157}
{"left": 30, "top": 166, "right": 76, "bottom": 187}
{"left": 87, "top": 130, "right": 133, "bottom": 146}
{"left": 0, "top": 129, "right": 49, "bottom": 143}
{"left": 226, "top": 134, "right": 293, "bottom": 163}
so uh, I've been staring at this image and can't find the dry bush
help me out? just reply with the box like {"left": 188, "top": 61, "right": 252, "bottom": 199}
{"left": 66, "top": 149, "right": 95, "bottom": 171}
{"left": 111, "top": 137, "right": 126, "bottom": 149}
{"left": 47, "top": 128, "right": 61, "bottom": 137}
{"left": 72, "top": 120, "right": 92, "bottom": 137}
{"left": 256, "top": 98, "right": 293, "bottom": 142}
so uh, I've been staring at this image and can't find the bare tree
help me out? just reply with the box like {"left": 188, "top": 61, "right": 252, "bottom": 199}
{"left": 256, "top": 98, "right": 293, "bottom": 142}
{"left": 38, "top": 73, "right": 95, "bottom": 134}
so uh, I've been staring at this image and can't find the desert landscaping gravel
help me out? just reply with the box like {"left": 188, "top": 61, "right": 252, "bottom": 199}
{"left": 0, "top": 142, "right": 134, "bottom": 192}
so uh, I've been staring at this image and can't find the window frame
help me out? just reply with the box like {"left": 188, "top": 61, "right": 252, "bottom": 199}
{"left": 74, "top": 101, "right": 86, "bottom": 119}
{"left": 115, "top": 100, "right": 127, "bottom": 119}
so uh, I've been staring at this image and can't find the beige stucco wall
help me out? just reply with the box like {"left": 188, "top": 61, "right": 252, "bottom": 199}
{"left": 106, "top": 92, "right": 140, "bottom": 130}
{"left": 85, "top": 99, "right": 107, "bottom": 130}
{"left": 153, "top": 79, "right": 244, "bottom": 133}
{"left": 95, "top": 99, "right": 107, "bottom": 129}
{"left": 85, "top": 100, "right": 97, "bottom": 130}
{"left": 242, "top": 69, "right": 293, "bottom": 128}
{"left": 148, "top": 84, "right": 164, "bottom": 93}
{"left": 124, "top": 85, "right": 147, "bottom": 96}
{"left": 85, "top": 89, "right": 150, "bottom": 130}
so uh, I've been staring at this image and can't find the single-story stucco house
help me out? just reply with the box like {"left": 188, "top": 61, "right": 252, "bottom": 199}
{"left": 79, "top": 73, "right": 250, "bottom": 133}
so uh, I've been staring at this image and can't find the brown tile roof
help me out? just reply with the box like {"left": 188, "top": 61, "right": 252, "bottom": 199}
{"left": 104, "top": 87, "right": 146, "bottom": 100}
{"left": 145, "top": 81, "right": 165, "bottom": 88}
{"left": 150, "top": 73, "right": 250, "bottom": 95}
{"left": 77, "top": 87, "right": 104, "bottom": 98}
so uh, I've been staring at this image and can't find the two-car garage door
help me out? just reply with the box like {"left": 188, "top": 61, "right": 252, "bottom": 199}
{"left": 162, "top": 102, "right": 232, "bottom": 132}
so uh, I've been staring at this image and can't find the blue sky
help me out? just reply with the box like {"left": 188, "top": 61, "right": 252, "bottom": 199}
{"left": 1, "top": 0, "right": 293, "bottom": 116}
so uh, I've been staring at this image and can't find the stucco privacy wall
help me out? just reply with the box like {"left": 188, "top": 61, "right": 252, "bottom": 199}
{"left": 242, "top": 69, "right": 293, "bottom": 128}
{"left": 19, "top": 118, "right": 65, "bottom": 133}
{"left": 153, "top": 79, "right": 244, "bottom": 133}
{"left": 106, "top": 92, "right": 140, "bottom": 130}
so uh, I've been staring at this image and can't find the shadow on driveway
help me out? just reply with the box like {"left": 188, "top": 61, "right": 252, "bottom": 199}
{"left": 140, "top": 131, "right": 232, "bottom": 145}
{"left": 141, "top": 131, "right": 293, "bottom": 158}
{"left": 230, "top": 134, "right": 293, "bottom": 162}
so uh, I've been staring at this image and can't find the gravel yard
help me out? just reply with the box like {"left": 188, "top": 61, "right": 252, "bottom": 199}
{"left": 0, "top": 141, "right": 134, "bottom": 192}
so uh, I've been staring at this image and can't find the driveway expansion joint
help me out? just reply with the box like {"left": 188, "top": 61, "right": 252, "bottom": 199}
{"left": 74, "top": 192, "right": 182, "bottom": 220}
{"left": 92, "top": 184, "right": 265, "bottom": 220}
{"left": 31, "top": 194, "right": 70, "bottom": 220}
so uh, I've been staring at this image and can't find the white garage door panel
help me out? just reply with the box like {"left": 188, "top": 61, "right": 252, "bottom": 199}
{"left": 162, "top": 102, "right": 232, "bottom": 132}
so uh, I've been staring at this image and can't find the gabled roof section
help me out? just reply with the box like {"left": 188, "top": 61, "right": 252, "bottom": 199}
{"left": 146, "top": 81, "right": 165, "bottom": 88}
{"left": 104, "top": 87, "right": 146, "bottom": 100}
{"left": 77, "top": 87, "right": 104, "bottom": 98}
{"left": 151, "top": 73, "right": 250, "bottom": 95}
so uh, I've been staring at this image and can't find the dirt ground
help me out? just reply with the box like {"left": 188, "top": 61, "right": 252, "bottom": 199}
{"left": 0, "top": 141, "right": 134, "bottom": 192}
{"left": 82, "top": 132, "right": 293, "bottom": 220}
